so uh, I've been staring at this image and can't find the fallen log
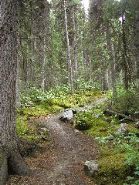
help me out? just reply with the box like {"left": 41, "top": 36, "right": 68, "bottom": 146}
{"left": 103, "top": 109, "right": 136, "bottom": 122}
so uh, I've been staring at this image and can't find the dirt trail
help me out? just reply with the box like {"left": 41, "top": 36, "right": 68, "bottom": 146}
{"left": 7, "top": 97, "right": 106, "bottom": 185}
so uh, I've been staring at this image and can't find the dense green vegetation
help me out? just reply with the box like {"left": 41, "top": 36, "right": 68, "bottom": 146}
{"left": 16, "top": 87, "right": 101, "bottom": 140}
{"left": 75, "top": 91, "right": 139, "bottom": 185}
{"left": 16, "top": 86, "right": 139, "bottom": 185}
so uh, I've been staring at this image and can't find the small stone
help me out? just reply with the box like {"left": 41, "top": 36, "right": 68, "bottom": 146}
{"left": 74, "top": 129, "right": 80, "bottom": 134}
{"left": 134, "top": 111, "right": 139, "bottom": 119}
{"left": 117, "top": 123, "right": 128, "bottom": 134}
{"left": 40, "top": 127, "right": 48, "bottom": 132}
{"left": 135, "top": 121, "right": 139, "bottom": 129}
{"left": 84, "top": 160, "right": 99, "bottom": 177}
{"left": 59, "top": 109, "right": 74, "bottom": 122}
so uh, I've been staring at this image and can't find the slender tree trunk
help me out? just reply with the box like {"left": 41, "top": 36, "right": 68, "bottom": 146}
{"left": 0, "top": 1, "right": 29, "bottom": 184}
{"left": 101, "top": 68, "right": 109, "bottom": 91}
{"left": 63, "top": 0, "right": 74, "bottom": 92}
{"left": 72, "top": 7, "right": 78, "bottom": 88}
{"left": 106, "top": 26, "right": 117, "bottom": 97}
{"left": 134, "top": 3, "right": 139, "bottom": 86}
{"left": 41, "top": 37, "right": 47, "bottom": 91}
{"left": 121, "top": 15, "right": 130, "bottom": 90}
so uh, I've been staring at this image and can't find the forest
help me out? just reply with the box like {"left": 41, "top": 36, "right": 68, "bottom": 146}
{"left": 0, "top": 0, "right": 139, "bottom": 184}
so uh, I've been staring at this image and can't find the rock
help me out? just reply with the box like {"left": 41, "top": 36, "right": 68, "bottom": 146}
{"left": 135, "top": 121, "right": 139, "bottom": 129}
{"left": 74, "top": 129, "right": 80, "bottom": 134}
{"left": 72, "top": 109, "right": 77, "bottom": 114}
{"left": 117, "top": 123, "right": 128, "bottom": 135}
{"left": 59, "top": 109, "right": 76, "bottom": 123}
{"left": 134, "top": 111, "right": 139, "bottom": 119}
{"left": 84, "top": 160, "right": 99, "bottom": 177}
{"left": 120, "top": 118, "right": 127, "bottom": 123}
{"left": 40, "top": 127, "right": 48, "bottom": 132}
{"left": 38, "top": 127, "right": 49, "bottom": 140}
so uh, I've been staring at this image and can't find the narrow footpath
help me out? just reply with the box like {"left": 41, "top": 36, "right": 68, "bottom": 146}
{"left": 7, "top": 98, "right": 106, "bottom": 185}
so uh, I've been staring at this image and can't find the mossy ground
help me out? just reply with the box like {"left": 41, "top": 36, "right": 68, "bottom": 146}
{"left": 16, "top": 89, "right": 101, "bottom": 142}
{"left": 16, "top": 89, "right": 138, "bottom": 184}
{"left": 75, "top": 105, "right": 138, "bottom": 185}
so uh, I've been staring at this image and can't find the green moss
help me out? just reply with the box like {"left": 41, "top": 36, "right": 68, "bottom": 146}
{"left": 75, "top": 107, "right": 120, "bottom": 135}
{"left": 95, "top": 147, "right": 129, "bottom": 185}
{"left": 76, "top": 105, "right": 136, "bottom": 185}
{"left": 87, "top": 118, "right": 118, "bottom": 137}
{"left": 21, "top": 107, "right": 49, "bottom": 117}
{"left": 16, "top": 114, "right": 48, "bottom": 142}
{"left": 99, "top": 153, "right": 125, "bottom": 174}
{"left": 16, "top": 116, "right": 28, "bottom": 136}
{"left": 17, "top": 90, "right": 102, "bottom": 142}
{"left": 128, "top": 124, "right": 138, "bottom": 133}
{"left": 47, "top": 90, "right": 102, "bottom": 109}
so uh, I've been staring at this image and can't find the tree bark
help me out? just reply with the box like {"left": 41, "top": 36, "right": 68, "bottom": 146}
{"left": 106, "top": 26, "right": 117, "bottom": 97}
{"left": 63, "top": 0, "right": 74, "bottom": 92}
{"left": 134, "top": 2, "right": 139, "bottom": 85}
{"left": 121, "top": 15, "right": 130, "bottom": 90}
{"left": 41, "top": 37, "right": 47, "bottom": 91}
{"left": 72, "top": 7, "right": 78, "bottom": 88}
{"left": 0, "top": 1, "right": 29, "bottom": 184}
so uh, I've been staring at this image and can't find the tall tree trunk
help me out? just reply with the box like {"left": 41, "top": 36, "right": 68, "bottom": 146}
{"left": 41, "top": 37, "right": 47, "bottom": 91}
{"left": 63, "top": 0, "right": 74, "bottom": 92}
{"left": 72, "top": 7, "right": 78, "bottom": 88}
{"left": 0, "top": 1, "right": 29, "bottom": 184}
{"left": 101, "top": 68, "right": 109, "bottom": 91}
{"left": 106, "top": 26, "right": 117, "bottom": 97}
{"left": 41, "top": 0, "right": 50, "bottom": 91}
{"left": 121, "top": 15, "right": 130, "bottom": 90}
{"left": 134, "top": 2, "right": 139, "bottom": 86}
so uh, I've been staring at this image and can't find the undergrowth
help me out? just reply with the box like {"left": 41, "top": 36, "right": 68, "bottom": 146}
{"left": 16, "top": 86, "right": 101, "bottom": 141}
{"left": 75, "top": 103, "right": 139, "bottom": 185}
{"left": 107, "top": 86, "right": 139, "bottom": 114}
{"left": 16, "top": 86, "right": 139, "bottom": 185}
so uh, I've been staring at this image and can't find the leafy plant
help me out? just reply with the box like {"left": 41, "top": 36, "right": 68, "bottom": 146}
{"left": 123, "top": 135, "right": 139, "bottom": 185}
{"left": 113, "top": 86, "right": 139, "bottom": 113}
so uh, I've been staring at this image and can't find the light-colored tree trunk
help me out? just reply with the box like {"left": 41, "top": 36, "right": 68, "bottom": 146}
{"left": 0, "top": 1, "right": 29, "bottom": 183}
{"left": 134, "top": 2, "right": 139, "bottom": 86}
{"left": 121, "top": 15, "right": 130, "bottom": 90}
{"left": 72, "top": 7, "right": 78, "bottom": 87}
{"left": 101, "top": 68, "right": 109, "bottom": 91}
{"left": 41, "top": 37, "right": 47, "bottom": 91}
{"left": 63, "top": 0, "right": 74, "bottom": 92}
{"left": 106, "top": 26, "right": 117, "bottom": 97}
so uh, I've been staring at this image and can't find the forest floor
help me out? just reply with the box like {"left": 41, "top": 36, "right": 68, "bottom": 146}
{"left": 7, "top": 97, "right": 106, "bottom": 185}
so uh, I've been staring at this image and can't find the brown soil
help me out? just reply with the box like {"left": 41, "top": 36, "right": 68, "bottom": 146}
{"left": 7, "top": 106, "right": 101, "bottom": 185}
